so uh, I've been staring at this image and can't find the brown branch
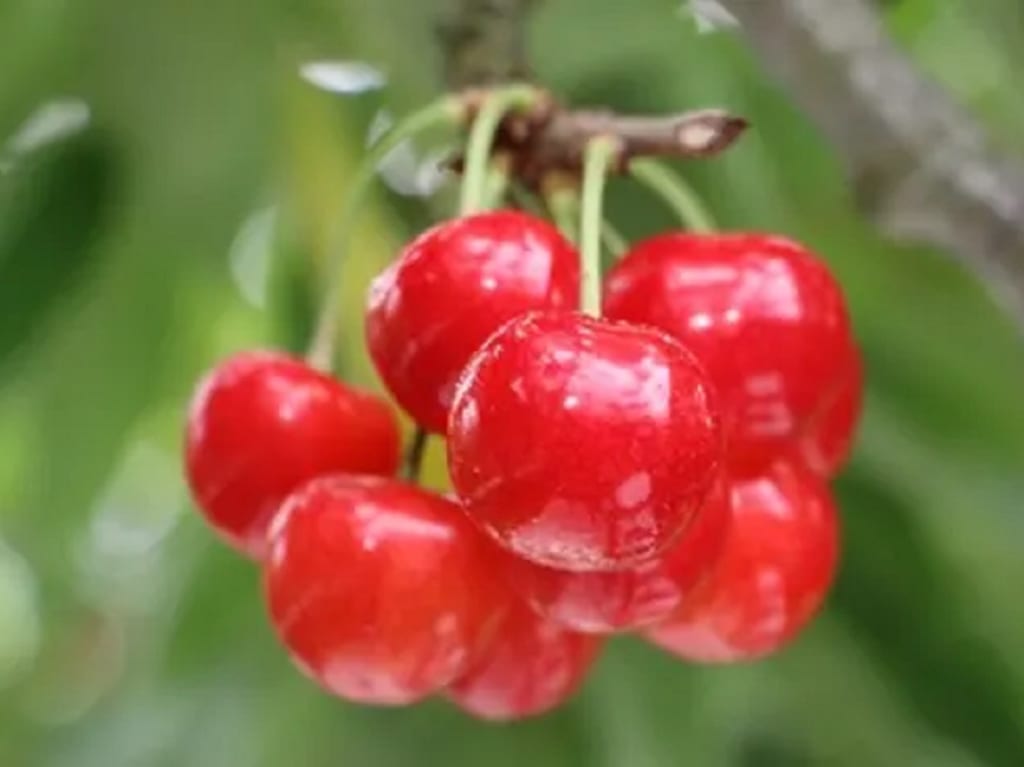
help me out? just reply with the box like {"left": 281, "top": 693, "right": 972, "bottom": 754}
{"left": 719, "top": 0, "right": 1024, "bottom": 327}
{"left": 436, "top": 0, "right": 537, "bottom": 88}
{"left": 449, "top": 97, "right": 749, "bottom": 186}
{"left": 518, "top": 107, "right": 749, "bottom": 172}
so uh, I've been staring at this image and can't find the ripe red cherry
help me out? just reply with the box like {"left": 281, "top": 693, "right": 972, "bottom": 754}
{"left": 365, "top": 210, "right": 579, "bottom": 434}
{"left": 603, "top": 233, "right": 857, "bottom": 475}
{"left": 446, "top": 601, "right": 601, "bottom": 721}
{"left": 447, "top": 311, "right": 722, "bottom": 571}
{"left": 798, "top": 349, "right": 863, "bottom": 477}
{"left": 645, "top": 460, "right": 839, "bottom": 663}
{"left": 184, "top": 351, "right": 400, "bottom": 557}
{"left": 264, "top": 476, "right": 509, "bottom": 705}
{"left": 499, "top": 479, "right": 730, "bottom": 633}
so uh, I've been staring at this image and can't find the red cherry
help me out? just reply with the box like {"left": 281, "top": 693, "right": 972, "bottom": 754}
{"left": 184, "top": 351, "right": 400, "bottom": 557}
{"left": 500, "top": 478, "right": 730, "bottom": 633}
{"left": 645, "top": 460, "right": 839, "bottom": 663}
{"left": 447, "top": 311, "right": 722, "bottom": 571}
{"left": 604, "top": 233, "right": 857, "bottom": 474}
{"left": 264, "top": 475, "right": 509, "bottom": 706}
{"left": 446, "top": 601, "right": 601, "bottom": 721}
{"left": 365, "top": 210, "right": 579, "bottom": 434}
{"left": 798, "top": 348, "right": 863, "bottom": 476}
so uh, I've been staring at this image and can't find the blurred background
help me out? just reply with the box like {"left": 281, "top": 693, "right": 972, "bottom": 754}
{"left": 2, "top": 0, "right": 1024, "bottom": 764}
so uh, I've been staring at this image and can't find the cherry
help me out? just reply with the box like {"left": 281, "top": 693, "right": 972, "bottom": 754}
{"left": 365, "top": 210, "right": 579, "bottom": 434}
{"left": 645, "top": 460, "right": 839, "bottom": 663}
{"left": 603, "top": 232, "right": 858, "bottom": 475}
{"left": 447, "top": 310, "right": 722, "bottom": 571}
{"left": 798, "top": 348, "right": 863, "bottom": 477}
{"left": 264, "top": 475, "right": 509, "bottom": 705}
{"left": 184, "top": 351, "right": 400, "bottom": 557}
{"left": 499, "top": 478, "right": 730, "bottom": 633}
{"left": 446, "top": 600, "right": 601, "bottom": 721}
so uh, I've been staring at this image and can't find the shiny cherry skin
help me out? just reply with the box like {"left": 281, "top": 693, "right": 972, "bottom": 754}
{"left": 645, "top": 460, "right": 839, "bottom": 663}
{"left": 446, "top": 600, "right": 601, "bottom": 721}
{"left": 184, "top": 351, "right": 401, "bottom": 557}
{"left": 499, "top": 479, "right": 730, "bottom": 633}
{"left": 799, "top": 348, "right": 863, "bottom": 477}
{"left": 264, "top": 475, "right": 510, "bottom": 705}
{"left": 447, "top": 311, "right": 723, "bottom": 571}
{"left": 604, "top": 232, "right": 857, "bottom": 475}
{"left": 366, "top": 210, "right": 579, "bottom": 434}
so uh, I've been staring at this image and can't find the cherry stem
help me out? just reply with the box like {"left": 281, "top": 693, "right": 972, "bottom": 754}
{"left": 481, "top": 158, "right": 510, "bottom": 209}
{"left": 628, "top": 158, "right": 716, "bottom": 233}
{"left": 306, "top": 96, "right": 463, "bottom": 371}
{"left": 601, "top": 219, "right": 628, "bottom": 258}
{"left": 402, "top": 426, "right": 429, "bottom": 484}
{"left": 579, "top": 136, "right": 619, "bottom": 316}
{"left": 459, "top": 84, "right": 540, "bottom": 215}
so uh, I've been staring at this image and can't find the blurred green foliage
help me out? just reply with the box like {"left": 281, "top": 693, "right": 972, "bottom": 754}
{"left": 1, "top": 0, "right": 1023, "bottom": 765}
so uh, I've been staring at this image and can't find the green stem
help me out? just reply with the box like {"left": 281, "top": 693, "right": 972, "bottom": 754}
{"left": 306, "top": 96, "right": 463, "bottom": 371}
{"left": 481, "top": 159, "right": 510, "bottom": 209}
{"left": 459, "top": 84, "right": 539, "bottom": 214}
{"left": 579, "top": 137, "right": 619, "bottom": 316}
{"left": 629, "top": 158, "right": 716, "bottom": 233}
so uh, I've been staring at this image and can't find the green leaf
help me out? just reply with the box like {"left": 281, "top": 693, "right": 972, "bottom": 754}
{"left": 833, "top": 470, "right": 1024, "bottom": 767}
{"left": 0, "top": 133, "right": 116, "bottom": 370}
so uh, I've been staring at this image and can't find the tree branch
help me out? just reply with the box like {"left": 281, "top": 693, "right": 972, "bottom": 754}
{"left": 719, "top": 0, "right": 1024, "bottom": 326}
{"left": 522, "top": 107, "right": 749, "bottom": 169}
{"left": 436, "top": 0, "right": 537, "bottom": 88}
{"left": 447, "top": 99, "right": 749, "bottom": 187}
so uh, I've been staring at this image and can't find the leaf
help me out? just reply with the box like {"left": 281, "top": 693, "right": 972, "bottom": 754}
{"left": 0, "top": 131, "right": 116, "bottom": 370}
{"left": 832, "top": 469, "right": 1024, "bottom": 767}
{"left": 299, "top": 60, "right": 387, "bottom": 95}
{"left": 2, "top": 99, "right": 91, "bottom": 158}
{"left": 682, "top": 0, "right": 739, "bottom": 34}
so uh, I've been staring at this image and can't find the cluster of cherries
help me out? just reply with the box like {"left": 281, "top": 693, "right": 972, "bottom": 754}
{"left": 184, "top": 207, "right": 860, "bottom": 721}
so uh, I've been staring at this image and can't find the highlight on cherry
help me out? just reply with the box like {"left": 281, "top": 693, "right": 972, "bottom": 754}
{"left": 182, "top": 81, "right": 863, "bottom": 721}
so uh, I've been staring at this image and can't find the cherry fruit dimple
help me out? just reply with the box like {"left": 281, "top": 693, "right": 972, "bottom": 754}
{"left": 446, "top": 600, "right": 601, "bottom": 721}
{"left": 447, "top": 310, "right": 723, "bottom": 572}
{"left": 645, "top": 460, "right": 839, "bottom": 662}
{"left": 604, "top": 232, "right": 858, "bottom": 475}
{"left": 184, "top": 351, "right": 401, "bottom": 557}
{"left": 264, "top": 476, "right": 509, "bottom": 705}
{"left": 365, "top": 210, "right": 579, "bottom": 434}
{"left": 500, "top": 478, "right": 730, "bottom": 633}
